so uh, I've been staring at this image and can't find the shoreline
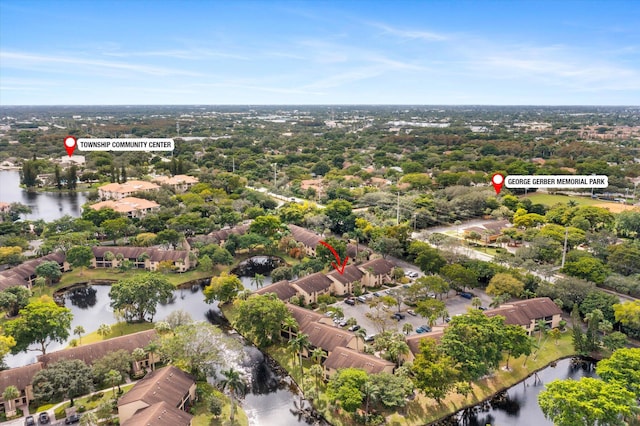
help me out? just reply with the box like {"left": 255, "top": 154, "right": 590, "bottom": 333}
{"left": 430, "top": 354, "right": 580, "bottom": 425}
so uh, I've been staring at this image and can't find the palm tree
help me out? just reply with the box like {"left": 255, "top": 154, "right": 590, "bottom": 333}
{"left": 2, "top": 385, "right": 19, "bottom": 416}
{"left": 132, "top": 347, "right": 147, "bottom": 371}
{"left": 282, "top": 317, "right": 298, "bottom": 341}
{"left": 97, "top": 323, "right": 111, "bottom": 339}
{"left": 288, "top": 333, "right": 310, "bottom": 378}
{"left": 145, "top": 341, "right": 159, "bottom": 371}
{"left": 309, "top": 364, "right": 324, "bottom": 399}
{"left": 387, "top": 339, "right": 410, "bottom": 366}
{"left": 535, "top": 319, "right": 547, "bottom": 347}
{"left": 220, "top": 368, "right": 247, "bottom": 424}
{"left": 251, "top": 273, "right": 265, "bottom": 288}
{"left": 402, "top": 323, "right": 413, "bottom": 335}
{"left": 310, "top": 347, "right": 326, "bottom": 365}
{"left": 74, "top": 325, "right": 85, "bottom": 345}
{"left": 106, "top": 369, "right": 121, "bottom": 397}
{"left": 549, "top": 328, "right": 561, "bottom": 345}
{"left": 103, "top": 251, "right": 114, "bottom": 268}
{"left": 471, "top": 297, "right": 482, "bottom": 309}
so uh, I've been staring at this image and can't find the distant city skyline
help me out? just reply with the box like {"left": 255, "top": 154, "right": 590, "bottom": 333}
{"left": 1, "top": 0, "right": 639, "bottom": 105}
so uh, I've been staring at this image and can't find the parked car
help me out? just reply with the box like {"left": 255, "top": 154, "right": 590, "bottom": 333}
{"left": 416, "top": 325, "right": 432, "bottom": 333}
{"left": 38, "top": 412, "right": 50, "bottom": 424}
{"left": 338, "top": 320, "right": 348, "bottom": 327}
{"left": 479, "top": 306, "right": 487, "bottom": 311}
{"left": 407, "top": 309, "right": 417, "bottom": 316}
{"left": 373, "top": 292, "right": 381, "bottom": 297}
{"left": 364, "top": 334, "right": 377, "bottom": 342}
{"left": 391, "top": 312, "right": 406, "bottom": 320}
{"left": 459, "top": 292, "right": 475, "bottom": 299}
{"left": 24, "top": 416, "right": 36, "bottom": 426}
{"left": 356, "top": 296, "right": 367, "bottom": 303}
{"left": 344, "top": 298, "right": 355, "bottom": 306}
{"left": 325, "top": 311, "right": 334, "bottom": 317}
{"left": 65, "top": 414, "right": 80, "bottom": 424}
{"left": 348, "top": 324, "right": 361, "bottom": 332}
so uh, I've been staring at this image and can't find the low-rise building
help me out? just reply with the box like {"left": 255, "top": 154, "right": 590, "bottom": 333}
{"left": 290, "top": 272, "right": 333, "bottom": 305}
{"left": 0, "top": 252, "right": 68, "bottom": 290}
{"left": 324, "top": 347, "right": 394, "bottom": 379}
{"left": 98, "top": 180, "right": 160, "bottom": 200}
{"left": 121, "top": 401, "right": 192, "bottom": 426}
{"left": 483, "top": 297, "right": 562, "bottom": 336}
{"left": 0, "top": 363, "right": 43, "bottom": 417}
{"left": 152, "top": 174, "right": 199, "bottom": 193}
{"left": 288, "top": 224, "right": 322, "bottom": 257}
{"left": 358, "top": 258, "right": 395, "bottom": 287}
{"left": 89, "top": 197, "right": 160, "bottom": 219}
{"left": 38, "top": 330, "right": 159, "bottom": 373}
{"left": 117, "top": 366, "right": 196, "bottom": 425}
{"left": 91, "top": 247, "right": 193, "bottom": 272}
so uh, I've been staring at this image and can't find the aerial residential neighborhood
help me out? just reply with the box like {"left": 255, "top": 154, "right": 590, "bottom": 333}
{"left": 1, "top": 1, "right": 640, "bottom": 426}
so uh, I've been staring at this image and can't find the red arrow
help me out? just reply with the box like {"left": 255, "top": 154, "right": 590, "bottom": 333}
{"left": 319, "top": 240, "right": 349, "bottom": 275}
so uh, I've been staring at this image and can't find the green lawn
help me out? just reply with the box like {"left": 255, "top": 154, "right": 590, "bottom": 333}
{"left": 71, "top": 321, "right": 155, "bottom": 346}
{"left": 35, "top": 382, "right": 136, "bottom": 420}
{"left": 523, "top": 193, "right": 603, "bottom": 207}
{"left": 191, "top": 383, "right": 249, "bottom": 426}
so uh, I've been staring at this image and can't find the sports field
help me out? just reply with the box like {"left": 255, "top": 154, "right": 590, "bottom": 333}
{"left": 524, "top": 193, "right": 638, "bottom": 213}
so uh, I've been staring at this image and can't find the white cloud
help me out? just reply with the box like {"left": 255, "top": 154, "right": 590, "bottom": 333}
{"left": 0, "top": 51, "right": 205, "bottom": 77}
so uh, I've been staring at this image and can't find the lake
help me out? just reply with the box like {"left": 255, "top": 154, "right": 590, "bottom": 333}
{"left": 0, "top": 169, "right": 88, "bottom": 221}
{"left": 451, "top": 357, "right": 598, "bottom": 426}
{"left": 6, "top": 283, "right": 311, "bottom": 426}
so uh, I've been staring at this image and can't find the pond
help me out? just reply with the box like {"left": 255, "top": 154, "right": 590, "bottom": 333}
{"left": 6, "top": 283, "right": 313, "bottom": 425}
{"left": 0, "top": 170, "right": 88, "bottom": 221}
{"left": 445, "top": 357, "right": 598, "bottom": 426}
{"left": 232, "top": 255, "right": 286, "bottom": 290}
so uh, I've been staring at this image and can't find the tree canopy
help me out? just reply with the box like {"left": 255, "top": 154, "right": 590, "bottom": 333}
{"left": 109, "top": 273, "right": 174, "bottom": 322}
{"left": 5, "top": 298, "right": 72, "bottom": 355}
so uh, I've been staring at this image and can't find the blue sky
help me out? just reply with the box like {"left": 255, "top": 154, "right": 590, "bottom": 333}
{"left": 1, "top": 0, "right": 639, "bottom": 105}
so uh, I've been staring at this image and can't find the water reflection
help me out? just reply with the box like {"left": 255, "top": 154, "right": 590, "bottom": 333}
{"left": 66, "top": 286, "right": 97, "bottom": 309}
{"left": 0, "top": 170, "right": 88, "bottom": 221}
{"left": 452, "top": 358, "right": 597, "bottom": 426}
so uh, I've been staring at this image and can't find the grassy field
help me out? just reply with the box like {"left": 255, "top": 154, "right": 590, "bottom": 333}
{"left": 70, "top": 321, "right": 155, "bottom": 346}
{"left": 524, "top": 193, "right": 638, "bottom": 213}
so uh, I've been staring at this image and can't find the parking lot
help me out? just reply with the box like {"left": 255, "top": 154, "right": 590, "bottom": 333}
{"left": 328, "top": 284, "right": 494, "bottom": 338}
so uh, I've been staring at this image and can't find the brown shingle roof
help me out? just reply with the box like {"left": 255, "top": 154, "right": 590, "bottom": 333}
{"left": 0, "top": 252, "right": 65, "bottom": 291}
{"left": 286, "top": 304, "right": 324, "bottom": 330}
{"left": 121, "top": 401, "right": 193, "bottom": 426}
{"left": 328, "top": 264, "right": 363, "bottom": 285}
{"left": 483, "top": 297, "right": 562, "bottom": 326}
{"left": 406, "top": 329, "right": 445, "bottom": 356}
{"left": 118, "top": 366, "right": 195, "bottom": 408}
{"left": 291, "top": 272, "right": 332, "bottom": 294}
{"left": 303, "top": 322, "right": 356, "bottom": 353}
{"left": 288, "top": 224, "right": 321, "bottom": 248}
{"left": 0, "top": 362, "right": 43, "bottom": 394}
{"left": 208, "top": 224, "right": 249, "bottom": 243}
{"left": 38, "top": 330, "right": 157, "bottom": 367}
{"left": 324, "top": 347, "right": 394, "bottom": 374}
{"left": 92, "top": 247, "right": 188, "bottom": 263}
{"left": 359, "top": 258, "right": 395, "bottom": 276}
{"left": 255, "top": 280, "right": 297, "bottom": 301}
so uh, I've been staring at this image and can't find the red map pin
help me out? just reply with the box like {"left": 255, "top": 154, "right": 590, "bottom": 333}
{"left": 64, "top": 136, "right": 77, "bottom": 157}
{"left": 491, "top": 173, "right": 504, "bottom": 194}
